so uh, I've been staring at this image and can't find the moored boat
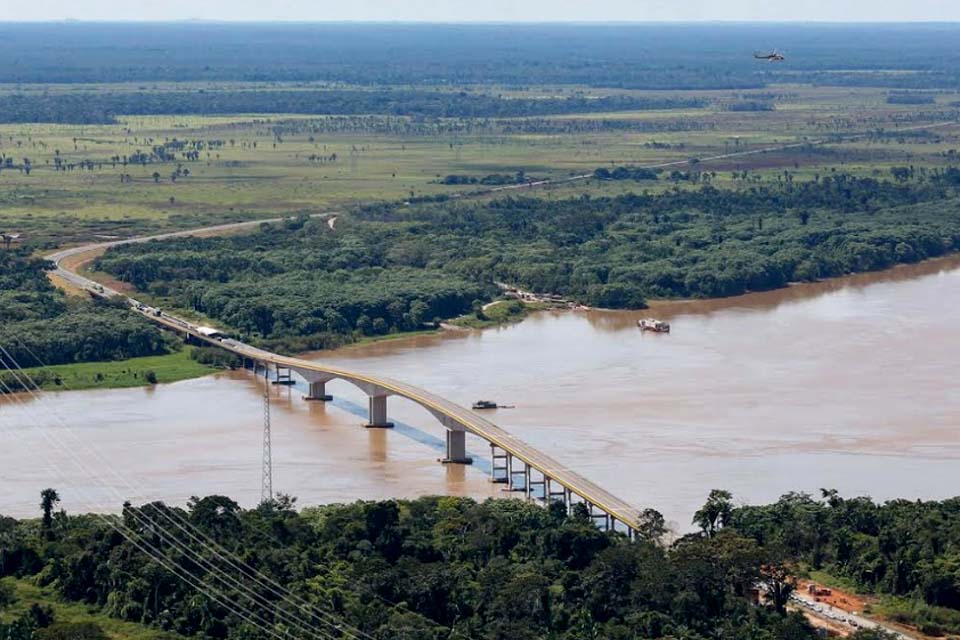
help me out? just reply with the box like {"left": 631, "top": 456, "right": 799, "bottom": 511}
{"left": 638, "top": 318, "right": 670, "bottom": 333}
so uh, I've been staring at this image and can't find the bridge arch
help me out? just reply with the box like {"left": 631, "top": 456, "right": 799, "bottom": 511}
{"left": 288, "top": 364, "right": 473, "bottom": 462}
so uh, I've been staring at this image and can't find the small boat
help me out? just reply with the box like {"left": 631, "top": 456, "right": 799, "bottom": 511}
{"left": 638, "top": 318, "right": 670, "bottom": 333}
{"left": 472, "top": 400, "right": 499, "bottom": 410}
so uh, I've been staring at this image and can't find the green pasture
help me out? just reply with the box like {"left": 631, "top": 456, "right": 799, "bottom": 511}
{"left": 6, "top": 349, "right": 218, "bottom": 392}
{"left": 1, "top": 84, "right": 957, "bottom": 246}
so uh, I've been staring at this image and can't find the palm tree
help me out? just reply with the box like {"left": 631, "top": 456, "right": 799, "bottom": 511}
{"left": 40, "top": 488, "right": 60, "bottom": 539}
{"left": 152, "top": 171, "right": 161, "bottom": 183}
{"left": 692, "top": 489, "right": 733, "bottom": 537}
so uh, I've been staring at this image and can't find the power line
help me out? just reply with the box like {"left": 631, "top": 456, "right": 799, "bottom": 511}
{"left": 0, "top": 371, "right": 318, "bottom": 640}
{"left": 0, "top": 341, "right": 393, "bottom": 640}
{"left": 5, "top": 342, "right": 482, "bottom": 640}
{"left": 0, "top": 351, "right": 355, "bottom": 640}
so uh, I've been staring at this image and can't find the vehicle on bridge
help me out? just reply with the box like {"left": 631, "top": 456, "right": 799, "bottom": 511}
{"left": 195, "top": 326, "right": 226, "bottom": 340}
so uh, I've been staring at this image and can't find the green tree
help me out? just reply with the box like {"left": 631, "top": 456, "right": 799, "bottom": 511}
{"left": 39, "top": 488, "right": 60, "bottom": 539}
{"left": 472, "top": 299, "right": 486, "bottom": 320}
{"left": 635, "top": 508, "right": 667, "bottom": 543}
{"left": 693, "top": 489, "right": 733, "bottom": 537}
{"left": 761, "top": 561, "right": 795, "bottom": 614}
{"left": 408, "top": 300, "right": 430, "bottom": 327}
{"left": 0, "top": 581, "right": 15, "bottom": 609}
{"left": 36, "top": 623, "right": 108, "bottom": 640}
{"left": 355, "top": 314, "right": 373, "bottom": 335}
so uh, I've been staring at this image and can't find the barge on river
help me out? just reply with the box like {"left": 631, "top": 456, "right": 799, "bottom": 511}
{"left": 638, "top": 318, "right": 671, "bottom": 333}
{"left": 472, "top": 400, "right": 515, "bottom": 410}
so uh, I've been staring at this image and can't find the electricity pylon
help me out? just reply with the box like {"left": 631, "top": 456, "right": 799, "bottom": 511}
{"left": 261, "top": 369, "right": 273, "bottom": 504}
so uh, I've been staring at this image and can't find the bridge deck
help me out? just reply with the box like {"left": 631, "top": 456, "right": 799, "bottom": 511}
{"left": 49, "top": 235, "right": 642, "bottom": 532}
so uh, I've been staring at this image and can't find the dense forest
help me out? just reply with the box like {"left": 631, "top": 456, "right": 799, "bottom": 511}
{"left": 0, "top": 91, "right": 707, "bottom": 125}
{"left": 2, "top": 23, "right": 960, "bottom": 89}
{"left": 593, "top": 166, "right": 662, "bottom": 182}
{"left": 1, "top": 490, "right": 932, "bottom": 640}
{"left": 732, "top": 491, "right": 960, "bottom": 635}
{"left": 266, "top": 115, "right": 715, "bottom": 139}
{"left": 0, "top": 251, "right": 170, "bottom": 384}
{"left": 95, "top": 170, "right": 960, "bottom": 348}
{"left": 96, "top": 220, "right": 495, "bottom": 352}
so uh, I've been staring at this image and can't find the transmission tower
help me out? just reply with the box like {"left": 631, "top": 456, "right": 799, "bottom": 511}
{"left": 261, "top": 369, "right": 273, "bottom": 504}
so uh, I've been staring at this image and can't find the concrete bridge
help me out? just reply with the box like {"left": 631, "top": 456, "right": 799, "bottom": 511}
{"left": 49, "top": 232, "right": 644, "bottom": 536}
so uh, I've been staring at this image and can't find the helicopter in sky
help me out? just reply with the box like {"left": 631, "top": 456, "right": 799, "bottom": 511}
{"left": 754, "top": 50, "right": 785, "bottom": 62}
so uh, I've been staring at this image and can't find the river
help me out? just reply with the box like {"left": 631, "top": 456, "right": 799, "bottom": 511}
{"left": 2, "top": 256, "right": 959, "bottom": 529}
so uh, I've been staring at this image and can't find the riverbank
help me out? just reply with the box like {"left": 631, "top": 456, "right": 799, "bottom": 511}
{"left": 643, "top": 250, "right": 960, "bottom": 320}
{"left": 449, "top": 299, "right": 550, "bottom": 330}
{"left": 0, "top": 349, "right": 218, "bottom": 392}
{"left": 350, "top": 327, "right": 443, "bottom": 346}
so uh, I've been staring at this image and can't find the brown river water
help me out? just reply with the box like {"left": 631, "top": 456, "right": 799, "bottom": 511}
{"left": 2, "top": 256, "right": 959, "bottom": 529}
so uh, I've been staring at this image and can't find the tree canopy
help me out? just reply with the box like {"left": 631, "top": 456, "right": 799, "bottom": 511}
{"left": 96, "top": 171, "right": 960, "bottom": 349}
{"left": 0, "top": 251, "right": 170, "bottom": 381}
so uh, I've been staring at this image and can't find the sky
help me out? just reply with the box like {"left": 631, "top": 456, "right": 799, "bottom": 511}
{"left": 1, "top": 0, "right": 960, "bottom": 22}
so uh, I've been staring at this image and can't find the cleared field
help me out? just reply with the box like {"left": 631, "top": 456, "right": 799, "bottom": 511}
{"left": 1, "top": 85, "right": 958, "bottom": 245}
{"left": 3, "top": 348, "right": 218, "bottom": 391}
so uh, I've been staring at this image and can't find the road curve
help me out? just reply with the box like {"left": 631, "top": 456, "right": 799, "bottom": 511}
{"left": 47, "top": 225, "right": 644, "bottom": 533}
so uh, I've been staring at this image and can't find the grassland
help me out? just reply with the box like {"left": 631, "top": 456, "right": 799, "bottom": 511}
{"left": 9, "top": 349, "right": 218, "bottom": 391}
{"left": 2, "top": 84, "right": 959, "bottom": 248}
{"left": 3, "top": 81, "right": 960, "bottom": 371}
{"left": 0, "top": 577, "right": 178, "bottom": 640}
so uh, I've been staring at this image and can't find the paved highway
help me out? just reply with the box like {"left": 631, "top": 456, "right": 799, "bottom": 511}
{"left": 791, "top": 592, "right": 916, "bottom": 639}
{"left": 49, "top": 228, "right": 644, "bottom": 533}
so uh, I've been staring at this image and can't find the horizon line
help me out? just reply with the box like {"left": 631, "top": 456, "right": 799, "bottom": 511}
{"left": 3, "top": 19, "right": 960, "bottom": 26}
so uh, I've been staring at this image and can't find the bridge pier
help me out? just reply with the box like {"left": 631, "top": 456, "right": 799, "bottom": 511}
{"left": 528, "top": 470, "right": 546, "bottom": 501}
{"left": 292, "top": 368, "right": 336, "bottom": 402}
{"left": 441, "top": 428, "right": 473, "bottom": 465}
{"left": 272, "top": 365, "right": 295, "bottom": 386}
{"left": 303, "top": 380, "right": 333, "bottom": 402}
{"left": 490, "top": 445, "right": 509, "bottom": 483}
{"left": 588, "top": 503, "right": 611, "bottom": 531}
{"left": 364, "top": 395, "right": 394, "bottom": 429}
{"left": 506, "top": 454, "right": 526, "bottom": 492}
{"left": 546, "top": 477, "right": 567, "bottom": 503}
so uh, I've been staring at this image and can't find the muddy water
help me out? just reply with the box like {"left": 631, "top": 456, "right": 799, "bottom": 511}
{"left": 3, "top": 256, "right": 960, "bottom": 528}
{"left": 0, "top": 374, "right": 496, "bottom": 519}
